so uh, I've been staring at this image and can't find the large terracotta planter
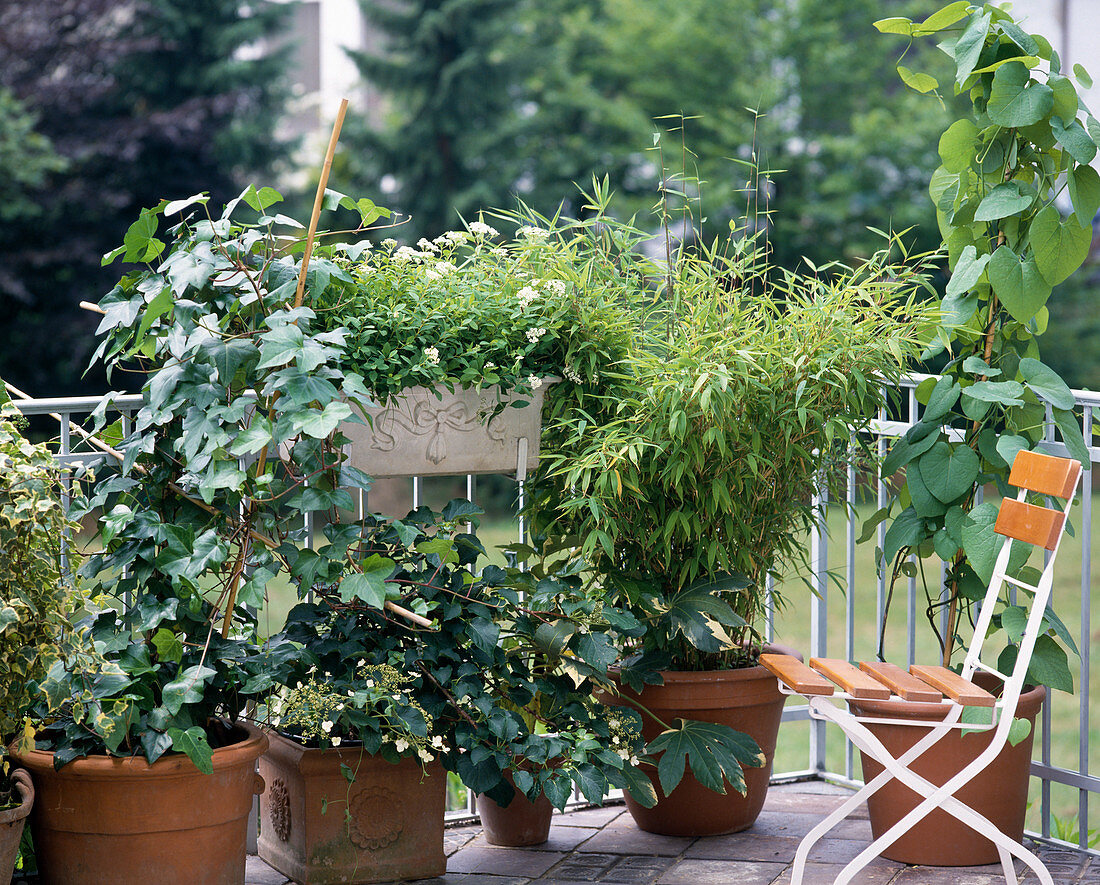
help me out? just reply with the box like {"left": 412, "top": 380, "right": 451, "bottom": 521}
{"left": 475, "top": 769, "right": 553, "bottom": 846}
{"left": 850, "top": 680, "right": 1045, "bottom": 866}
{"left": 14, "top": 721, "right": 267, "bottom": 885}
{"left": 607, "top": 646, "right": 793, "bottom": 837}
{"left": 258, "top": 730, "right": 446, "bottom": 884}
{"left": 342, "top": 380, "right": 555, "bottom": 478}
{"left": 0, "top": 770, "right": 33, "bottom": 885}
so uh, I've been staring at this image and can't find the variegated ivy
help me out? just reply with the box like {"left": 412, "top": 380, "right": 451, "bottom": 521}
{"left": 872, "top": 3, "right": 1096, "bottom": 686}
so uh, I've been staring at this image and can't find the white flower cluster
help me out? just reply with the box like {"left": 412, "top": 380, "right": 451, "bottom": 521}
{"left": 563, "top": 366, "right": 584, "bottom": 384}
{"left": 543, "top": 279, "right": 567, "bottom": 297}
{"left": 517, "top": 286, "right": 538, "bottom": 308}
{"left": 518, "top": 225, "right": 550, "bottom": 240}
{"left": 392, "top": 245, "right": 423, "bottom": 264}
{"left": 468, "top": 221, "right": 499, "bottom": 238}
{"left": 382, "top": 238, "right": 397, "bottom": 249}
{"left": 424, "top": 346, "right": 441, "bottom": 365}
{"left": 434, "top": 230, "right": 470, "bottom": 248}
{"left": 528, "top": 374, "right": 543, "bottom": 390}
{"left": 526, "top": 327, "right": 546, "bottom": 344}
{"left": 423, "top": 261, "right": 457, "bottom": 282}
{"left": 417, "top": 237, "right": 440, "bottom": 253}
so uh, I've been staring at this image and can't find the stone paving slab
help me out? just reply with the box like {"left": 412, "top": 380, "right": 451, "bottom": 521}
{"left": 242, "top": 782, "right": 1098, "bottom": 885}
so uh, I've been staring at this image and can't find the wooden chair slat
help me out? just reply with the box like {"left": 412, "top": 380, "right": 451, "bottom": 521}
{"left": 810, "top": 658, "right": 892, "bottom": 700}
{"left": 994, "top": 498, "right": 1065, "bottom": 550}
{"left": 760, "top": 654, "right": 835, "bottom": 696}
{"left": 859, "top": 661, "right": 942, "bottom": 703}
{"left": 909, "top": 665, "right": 996, "bottom": 707}
{"left": 1008, "top": 450, "right": 1081, "bottom": 499}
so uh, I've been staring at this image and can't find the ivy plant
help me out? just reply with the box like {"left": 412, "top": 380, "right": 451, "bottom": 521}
{"left": 32, "top": 186, "right": 388, "bottom": 771}
{"left": 873, "top": 3, "right": 1098, "bottom": 686}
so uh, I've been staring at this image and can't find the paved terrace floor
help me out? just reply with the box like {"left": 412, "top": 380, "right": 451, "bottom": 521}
{"left": 245, "top": 781, "right": 1097, "bottom": 885}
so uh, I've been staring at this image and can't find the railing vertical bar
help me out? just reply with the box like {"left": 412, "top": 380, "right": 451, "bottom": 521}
{"left": 906, "top": 388, "right": 917, "bottom": 668}
{"left": 412, "top": 475, "right": 422, "bottom": 510}
{"left": 876, "top": 411, "right": 887, "bottom": 651}
{"left": 845, "top": 443, "right": 856, "bottom": 779}
{"left": 764, "top": 574, "right": 775, "bottom": 645}
{"left": 1041, "top": 404, "right": 1056, "bottom": 838}
{"left": 809, "top": 477, "right": 828, "bottom": 774}
{"left": 59, "top": 411, "right": 72, "bottom": 577}
{"left": 1079, "top": 406, "right": 1092, "bottom": 847}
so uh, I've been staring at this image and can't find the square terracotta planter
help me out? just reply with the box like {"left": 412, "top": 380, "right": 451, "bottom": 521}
{"left": 258, "top": 731, "right": 446, "bottom": 885}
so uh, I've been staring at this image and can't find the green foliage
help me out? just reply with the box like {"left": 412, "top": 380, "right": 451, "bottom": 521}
{"left": 314, "top": 220, "right": 633, "bottom": 404}
{"left": 0, "top": 400, "right": 84, "bottom": 787}
{"left": 0, "top": 89, "right": 65, "bottom": 225}
{"left": 33, "top": 187, "right": 383, "bottom": 769}
{"left": 531, "top": 191, "right": 936, "bottom": 673}
{"left": 873, "top": 3, "right": 1099, "bottom": 686}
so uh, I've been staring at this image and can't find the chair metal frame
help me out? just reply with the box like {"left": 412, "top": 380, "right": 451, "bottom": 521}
{"left": 764, "top": 450, "right": 1082, "bottom": 885}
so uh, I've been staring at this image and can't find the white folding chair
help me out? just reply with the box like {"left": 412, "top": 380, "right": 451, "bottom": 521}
{"left": 762, "top": 449, "right": 1082, "bottom": 885}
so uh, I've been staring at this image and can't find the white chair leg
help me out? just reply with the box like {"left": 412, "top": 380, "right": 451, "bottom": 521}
{"left": 998, "top": 843, "right": 1019, "bottom": 885}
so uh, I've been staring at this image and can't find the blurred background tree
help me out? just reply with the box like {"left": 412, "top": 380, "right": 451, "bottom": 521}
{"left": 0, "top": 0, "right": 293, "bottom": 397}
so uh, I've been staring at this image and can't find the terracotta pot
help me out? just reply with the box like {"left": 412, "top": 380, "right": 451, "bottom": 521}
{"left": 606, "top": 644, "right": 795, "bottom": 837}
{"left": 14, "top": 721, "right": 267, "bottom": 885}
{"left": 0, "top": 770, "right": 33, "bottom": 885}
{"left": 850, "top": 679, "right": 1045, "bottom": 866}
{"left": 475, "top": 769, "right": 553, "bottom": 847}
{"left": 258, "top": 730, "right": 446, "bottom": 885}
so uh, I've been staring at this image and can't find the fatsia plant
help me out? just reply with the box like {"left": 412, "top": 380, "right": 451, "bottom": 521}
{"left": 872, "top": 3, "right": 1097, "bottom": 685}
{"left": 34, "top": 186, "right": 392, "bottom": 770}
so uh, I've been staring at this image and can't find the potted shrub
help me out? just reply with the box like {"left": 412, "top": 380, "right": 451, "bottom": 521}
{"left": 313, "top": 220, "right": 633, "bottom": 478}
{"left": 258, "top": 502, "right": 661, "bottom": 877}
{"left": 14, "top": 186, "right": 388, "bottom": 885}
{"left": 0, "top": 391, "right": 84, "bottom": 885}
{"left": 529, "top": 189, "right": 937, "bottom": 836}
{"left": 865, "top": 2, "right": 1100, "bottom": 865}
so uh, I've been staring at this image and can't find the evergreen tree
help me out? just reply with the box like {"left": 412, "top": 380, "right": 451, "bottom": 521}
{"left": 341, "top": 0, "right": 529, "bottom": 239}
{"left": 0, "top": 0, "right": 293, "bottom": 396}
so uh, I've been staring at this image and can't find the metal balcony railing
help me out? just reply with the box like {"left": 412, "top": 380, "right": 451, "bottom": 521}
{"left": 10, "top": 375, "right": 1100, "bottom": 845}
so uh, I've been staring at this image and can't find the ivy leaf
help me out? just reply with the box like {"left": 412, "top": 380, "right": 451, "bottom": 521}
{"left": 986, "top": 246, "right": 1052, "bottom": 324}
{"left": 1068, "top": 165, "right": 1100, "bottom": 227}
{"left": 339, "top": 558, "right": 397, "bottom": 609}
{"left": 974, "top": 182, "right": 1034, "bottom": 222}
{"left": 152, "top": 628, "right": 184, "bottom": 664}
{"left": 1019, "top": 358, "right": 1075, "bottom": 410}
{"left": 575, "top": 632, "right": 618, "bottom": 673}
{"left": 648, "top": 720, "right": 764, "bottom": 797}
{"left": 256, "top": 324, "right": 304, "bottom": 370}
{"left": 168, "top": 726, "right": 214, "bottom": 774}
{"left": 162, "top": 665, "right": 217, "bottom": 716}
{"left": 295, "top": 401, "right": 352, "bottom": 439}
{"left": 961, "top": 501, "right": 1003, "bottom": 584}
{"left": 987, "top": 61, "right": 1054, "bottom": 127}
{"left": 917, "top": 442, "right": 980, "bottom": 504}
{"left": 1031, "top": 206, "right": 1092, "bottom": 286}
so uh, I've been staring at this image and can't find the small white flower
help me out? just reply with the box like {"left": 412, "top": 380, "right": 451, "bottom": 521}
{"left": 382, "top": 238, "right": 397, "bottom": 249}
{"left": 618, "top": 748, "right": 631, "bottom": 761}
{"left": 365, "top": 680, "right": 374, "bottom": 689}
{"left": 525, "top": 327, "right": 546, "bottom": 344}
{"left": 321, "top": 720, "right": 334, "bottom": 733}
{"left": 418, "top": 748, "right": 433, "bottom": 761}
{"left": 392, "top": 245, "right": 422, "bottom": 264}
{"left": 544, "top": 279, "right": 567, "bottom": 297}
{"left": 484, "top": 361, "right": 497, "bottom": 370}
{"left": 528, "top": 374, "right": 543, "bottom": 390}
{"left": 357, "top": 659, "right": 366, "bottom": 667}
{"left": 563, "top": 365, "right": 583, "bottom": 385}
{"left": 424, "top": 346, "right": 440, "bottom": 365}
{"left": 490, "top": 247, "right": 507, "bottom": 258}
{"left": 518, "top": 225, "right": 549, "bottom": 240}
{"left": 431, "top": 735, "right": 444, "bottom": 749}
{"left": 517, "top": 286, "right": 538, "bottom": 308}
{"left": 331, "top": 736, "right": 342, "bottom": 747}
{"left": 336, "top": 703, "right": 345, "bottom": 710}
{"left": 417, "top": 237, "right": 440, "bottom": 253}
{"left": 469, "top": 221, "right": 498, "bottom": 238}
{"left": 395, "top": 738, "right": 410, "bottom": 753}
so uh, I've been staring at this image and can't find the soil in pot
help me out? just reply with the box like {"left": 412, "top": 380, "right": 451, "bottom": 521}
{"left": 14, "top": 720, "right": 267, "bottom": 885}
{"left": 0, "top": 770, "right": 33, "bottom": 885}
{"left": 850, "top": 678, "right": 1045, "bottom": 866}
{"left": 475, "top": 769, "right": 553, "bottom": 847}
{"left": 607, "top": 644, "right": 795, "bottom": 837}
{"left": 258, "top": 730, "right": 446, "bottom": 885}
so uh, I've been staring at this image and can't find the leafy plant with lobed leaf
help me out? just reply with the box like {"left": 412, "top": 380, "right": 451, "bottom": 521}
{"left": 30, "top": 186, "right": 391, "bottom": 771}
{"left": 872, "top": 2, "right": 1098, "bottom": 686}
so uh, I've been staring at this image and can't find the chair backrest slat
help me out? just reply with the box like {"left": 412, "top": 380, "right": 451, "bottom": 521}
{"left": 994, "top": 498, "right": 1066, "bottom": 550}
{"left": 1007, "top": 449, "right": 1082, "bottom": 499}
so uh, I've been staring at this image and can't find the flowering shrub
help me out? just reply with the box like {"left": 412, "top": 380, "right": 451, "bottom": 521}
{"left": 315, "top": 218, "right": 635, "bottom": 404}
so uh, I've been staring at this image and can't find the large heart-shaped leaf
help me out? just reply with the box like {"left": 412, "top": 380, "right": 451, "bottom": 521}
{"left": 945, "top": 245, "right": 989, "bottom": 298}
{"left": 960, "top": 501, "right": 1003, "bottom": 584}
{"left": 974, "top": 182, "right": 1035, "bottom": 222}
{"left": 987, "top": 61, "right": 1054, "bottom": 127}
{"left": 1019, "top": 358, "right": 1075, "bottom": 410}
{"left": 917, "top": 441, "right": 980, "bottom": 503}
{"left": 1068, "top": 164, "right": 1100, "bottom": 227}
{"left": 1031, "top": 206, "right": 1092, "bottom": 286}
{"left": 1051, "top": 116, "right": 1097, "bottom": 165}
{"left": 986, "top": 246, "right": 1051, "bottom": 323}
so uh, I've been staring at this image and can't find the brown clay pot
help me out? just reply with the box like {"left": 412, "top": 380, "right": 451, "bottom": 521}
{"left": 850, "top": 679, "right": 1045, "bottom": 866}
{"left": 0, "top": 770, "right": 33, "bottom": 885}
{"left": 475, "top": 769, "right": 553, "bottom": 846}
{"left": 14, "top": 721, "right": 267, "bottom": 885}
{"left": 258, "top": 730, "right": 446, "bottom": 885}
{"left": 607, "top": 645, "right": 794, "bottom": 837}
